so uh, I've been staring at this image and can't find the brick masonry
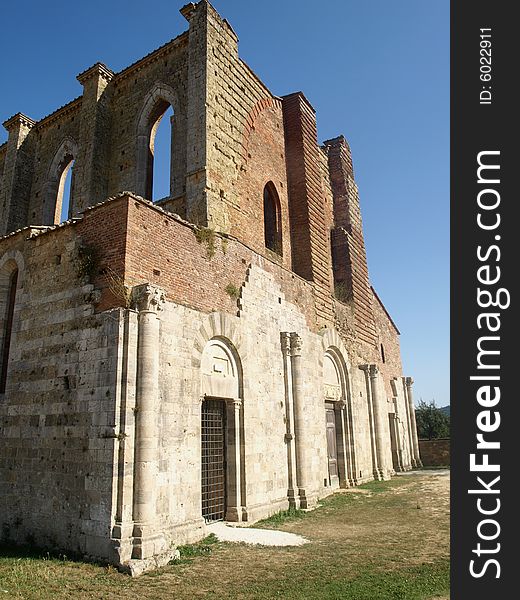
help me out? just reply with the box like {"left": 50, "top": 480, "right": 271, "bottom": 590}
{"left": 418, "top": 439, "right": 450, "bottom": 467}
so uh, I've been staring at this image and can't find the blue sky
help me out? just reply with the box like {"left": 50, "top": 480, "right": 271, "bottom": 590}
{"left": 0, "top": 1, "right": 449, "bottom": 407}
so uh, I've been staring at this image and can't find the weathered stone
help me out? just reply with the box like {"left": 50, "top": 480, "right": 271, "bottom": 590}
{"left": 0, "top": 0, "right": 420, "bottom": 576}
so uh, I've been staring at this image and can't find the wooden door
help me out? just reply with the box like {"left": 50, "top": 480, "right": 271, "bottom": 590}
{"left": 326, "top": 404, "right": 339, "bottom": 484}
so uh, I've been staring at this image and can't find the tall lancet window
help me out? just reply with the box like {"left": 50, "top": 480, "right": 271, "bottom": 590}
{"left": 0, "top": 267, "right": 18, "bottom": 393}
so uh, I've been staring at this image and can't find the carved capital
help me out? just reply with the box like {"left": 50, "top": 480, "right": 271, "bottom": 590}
{"left": 289, "top": 333, "right": 302, "bottom": 357}
{"left": 232, "top": 399, "right": 242, "bottom": 410}
{"left": 368, "top": 364, "right": 379, "bottom": 379}
{"left": 132, "top": 283, "right": 165, "bottom": 314}
{"left": 405, "top": 376, "right": 414, "bottom": 388}
{"left": 280, "top": 332, "right": 292, "bottom": 356}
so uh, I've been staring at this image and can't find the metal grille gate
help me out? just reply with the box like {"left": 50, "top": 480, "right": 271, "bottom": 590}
{"left": 201, "top": 399, "right": 226, "bottom": 521}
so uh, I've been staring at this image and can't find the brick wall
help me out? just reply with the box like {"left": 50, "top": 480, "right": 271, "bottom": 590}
{"left": 418, "top": 439, "right": 450, "bottom": 467}
{"left": 372, "top": 287, "right": 403, "bottom": 398}
{"left": 324, "top": 136, "right": 377, "bottom": 346}
{"left": 121, "top": 194, "right": 318, "bottom": 330}
{"left": 282, "top": 92, "right": 334, "bottom": 326}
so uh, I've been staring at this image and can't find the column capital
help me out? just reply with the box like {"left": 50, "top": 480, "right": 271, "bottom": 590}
{"left": 405, "top": 376, "right": 414, "bottom": 388}
{"left": 360, "top": 363, "right": 379, "bottom": 378}
{"left": 232, "top": 398, "right": 242, "bottom": 410}
{"left": 132, "top": 283, "right": 166, "bottom": 314}
{"left": 280, "top": 332, "right": 292, "bottom": 356}
{"left": 289, "top": 333, "right": 303, "bottom": 357}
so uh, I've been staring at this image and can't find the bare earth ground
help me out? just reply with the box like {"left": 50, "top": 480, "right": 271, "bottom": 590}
{"left": 0, "top": 470, "right": 450, "bottom": 599}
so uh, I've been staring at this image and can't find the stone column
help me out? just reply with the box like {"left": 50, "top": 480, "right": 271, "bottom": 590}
{"left": 335, "top": 400, "right": 350, "bottom": 488}
{"left": 361, "top": 364, "right": 387, "bottom": 480}
{"left": 402, "top": 377, "right": 415, "bottom": 467}
{"left": 225, "top": 398, "right": 243, "bottom": 521}
{"left": 405, "top": 377, "right": 423, "bottom": 468}
{"left": 281, "top": 332, "right": 298, "bottom": 507}
{"left": 290, "top": 333, "right": 311, "bottom": 508}
{"left": 131, "top": 283, "right": 165, "bottom": 559}
{"left": 360, "top": 365, "right": 379, "bottom": 480}
{"left": 369, "top": 364, "right": 388, "bottom": 480}
{"left": 389, "top": 413, "right": 404, "bottom": 472}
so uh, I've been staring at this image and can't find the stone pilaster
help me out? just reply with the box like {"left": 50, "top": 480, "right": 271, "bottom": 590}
{"left": 0, "top": 113, "right": 36, "bottom": 235}
{"left": 289, "top": 332, "right": 312, "bottom": 508}
{"left": 360, "top": 364, "right": 388, "bottom": 480}
{"left": 131, "top": 283, "right": 165, "bottom": 559}
{"left": 75, "top": 62, "right": 114, "bottom": 214}
{"left": 281, "top": 332, "right": 298, "bottom": 507}
{"left": 405, "top": 376, "right": 423, "bottom": 468}
{"left": 225, "top": 398, "right": 243, "bottom": 521}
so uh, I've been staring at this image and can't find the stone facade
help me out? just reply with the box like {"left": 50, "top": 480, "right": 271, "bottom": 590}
{"left": 0, "top": 1, "right": 421, "bottom": 575}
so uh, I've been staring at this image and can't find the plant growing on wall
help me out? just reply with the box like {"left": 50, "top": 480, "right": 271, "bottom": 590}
{"left": 225, "top": 283, "right": 240, "bottom": 300}
{"left": 194, "top": 226, "right": 216, "bottom": 259}
{"left": 104, "top": 266, "right": 132, "bottom": 308}
{"left": 76, "top": 244, "right": 99, "bottom": 282}
{"left": 334, "top": 281, "right": 352, "bottom": 303}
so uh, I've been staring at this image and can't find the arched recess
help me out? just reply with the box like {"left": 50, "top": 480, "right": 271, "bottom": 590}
{"left": 263, "top": 182, "right": 282, "bottom": 255}
{"left": 136, "top": 82, "right": 180, "bottom": 202}
{"left": 319, "top": 328, "right": 358, "bottom": 486}
{"left": 200, "top": 335, "right": 246, "bottom": 523}
{"left": 43, "top": 137, "right": 78, "bottom": 225}
{"left": 0, "top": 251, "right": 24, "bottom": 394}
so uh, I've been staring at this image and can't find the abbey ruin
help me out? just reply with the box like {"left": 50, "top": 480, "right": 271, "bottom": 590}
{"left": 0, "top": 1, "right": 422, "bottom": 575}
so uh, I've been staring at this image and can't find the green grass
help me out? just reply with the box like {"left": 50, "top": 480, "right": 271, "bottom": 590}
{"left": 170, "top": 534, "right": 220, "bottom": 565}
{"left": 254, "top": 507, "right": 307, "bottom": 527}
{"left": 225, "top": 559, "right": 450, "bottom": 600}
{"left": 0, "top": 472, "right": 450, "bottom": 600}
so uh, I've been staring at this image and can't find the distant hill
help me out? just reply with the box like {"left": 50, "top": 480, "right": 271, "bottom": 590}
{"left": 439, "top": 405, "right": 450, "bottom": 417}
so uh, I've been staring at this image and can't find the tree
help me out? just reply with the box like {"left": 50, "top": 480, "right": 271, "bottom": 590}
{"left": 415, "top": 400, "right": 450, "bottom": 440}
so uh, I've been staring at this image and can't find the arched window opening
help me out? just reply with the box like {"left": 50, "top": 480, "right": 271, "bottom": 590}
{"left": 149, "top": 105, "right": 174, "bottom": 202}
{"left": 136, "top": 84, "right": 180, "bottom": 202}
{"left": 0, "top": 267, "right": 18, "bottom": 393}
{"left": 263, "top": 183, "right": 282, "bottom": 255}
{"left": 44, "top": 139, "right": 78, "bottom": 226}
{"left": 56, "top": 158, "right": 75, "bottom": 224}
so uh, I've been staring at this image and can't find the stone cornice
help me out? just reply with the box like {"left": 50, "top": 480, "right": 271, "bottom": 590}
{"left": 180, "top": 2, "right": 197, "bottom": 21}
{"left": 34, "top": 97, "right": 82, "bottom": 131}
{"left": 77, "top": 62, "right": 115, "bottom": 85}
{"left": 113, "top": 31, "right": 188, "bottom": 84}
{"left": 3, "top": 112, "right": 36, "bottom": 132}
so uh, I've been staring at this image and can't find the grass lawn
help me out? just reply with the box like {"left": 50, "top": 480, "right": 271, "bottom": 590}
{"left": 0, "top": 471, "right": 450, "bottom": 599}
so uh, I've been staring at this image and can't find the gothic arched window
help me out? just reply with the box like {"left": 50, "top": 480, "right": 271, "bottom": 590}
{"left": 263, "top": 182, "right": 282, "bottom": 255}
{"left": 0, "top": 265, "right": 18, "bottom": 393}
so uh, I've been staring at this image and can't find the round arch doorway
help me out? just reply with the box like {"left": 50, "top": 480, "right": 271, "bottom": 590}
{"left": 200, "top": 338, "right": 244, "bottom": 522}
